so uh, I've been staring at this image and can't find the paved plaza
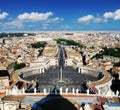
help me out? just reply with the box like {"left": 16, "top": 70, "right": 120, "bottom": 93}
{"left": 22, "top": 47, "right": 99, "bottom": 93}
{"left": 23, "top": 66, "right": 98, "bottom": 92}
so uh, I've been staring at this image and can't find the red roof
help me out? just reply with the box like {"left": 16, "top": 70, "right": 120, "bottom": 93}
{"left": 90, "top": 86, "right": 98, "bottom": 93}
{"left": 93, "top": 104, "right": 103, "bottom": 110}
{"left": 98, "top": 97, "right": 107, "bottom": 104}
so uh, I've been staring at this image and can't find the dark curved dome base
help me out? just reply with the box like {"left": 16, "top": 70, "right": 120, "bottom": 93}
{"left": 32, "top": 94, "right": 78, "bottom": 110}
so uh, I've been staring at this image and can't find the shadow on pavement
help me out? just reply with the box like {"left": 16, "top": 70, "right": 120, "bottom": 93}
{"left": 31, "top": 94, "right": 78, "bottom": 110}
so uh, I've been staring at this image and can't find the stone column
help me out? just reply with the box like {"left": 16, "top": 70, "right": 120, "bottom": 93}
{"left": 87, "top": 89, "right": 89, "bottom": 95}
{"left": 34, "top": 88, "right": 36, "bottom": 94}
{"left": 60, "top": 87, "right": 63, "bottom": 94}
{"left": 78, "top": 67, "right": 80, "bottom": 73}
{"left": 78, "top": 67, "right": 81, "bottom": 73}
{"left": 42, "top": 68, "right": 45, "bottom": 73}
{"left": 116, "top": 90, "right": 119, "bottom": 96}
{"left": 40, "top": 68, "right": 41, "bottom": 73}
{"left": 98, "top": 88, "right": 101, "bottom": 95}
{"left": 22, "top": 87, "right": 25, "bottom": 94}
{"left": 76, "top": 88, "right": 79, "bottom": 95}
{"left": 12, "top": 86, "right": 18, "bottom": 95}
{"left": 66, "top": 88, "right": 68, "bottom": 94}
{"left": 44, "top": 88, "right": 47, "bottom": 95}
{"left": 72, "top": 88, "right": 75, "bottom": 94}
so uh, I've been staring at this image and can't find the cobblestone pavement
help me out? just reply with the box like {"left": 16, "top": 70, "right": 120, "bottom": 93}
{"left": 24, "top": 66, "right": 98, "bottom": 92}
{"left": 23, "top": 47, "right": 98, "bottom": 93}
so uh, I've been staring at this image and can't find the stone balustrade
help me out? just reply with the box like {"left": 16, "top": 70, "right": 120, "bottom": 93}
{"left": 5, "top": 85, "right": 118, "bottom": 98}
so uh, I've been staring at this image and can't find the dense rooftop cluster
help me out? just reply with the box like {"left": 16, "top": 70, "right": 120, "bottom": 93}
{"left": 0, "top": 32, "right": 120, "bottom": 110}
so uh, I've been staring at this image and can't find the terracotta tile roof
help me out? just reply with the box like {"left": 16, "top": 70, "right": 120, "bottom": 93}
{"left": 0, "top": 93, "right": 5, "bottom": 98}
{"left": 0, "top": 50, "right": 8, "bottom": 55}
{"left": 113, "top": 97, "right": 120, "bottom": 103}
{"left": 92, "top": 104, "right": 103, "bottom": 110}
{"left": 4, "top": 95, "right": 25, "bottom": 102}
{"left": 98, "top": 96, "right": 107, "bottom": 104}
{"left": 90, "top": 86, "right": 98, "bottom": 93}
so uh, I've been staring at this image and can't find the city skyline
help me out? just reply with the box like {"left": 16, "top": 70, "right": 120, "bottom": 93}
{"left": 0, "top": 0, "right": 120, "bottom": 32}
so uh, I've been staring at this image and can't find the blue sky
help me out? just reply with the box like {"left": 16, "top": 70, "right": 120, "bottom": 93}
{"left": 0, "top": 0, "right": 120, "bottom": 32}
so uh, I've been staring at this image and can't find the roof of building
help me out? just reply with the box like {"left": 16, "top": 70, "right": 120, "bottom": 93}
{"left": 92, "top": 104, "right": 103, "bottom": 110}
{"left": 98, "top": 96, "right": 107, "bottom": 104}
{"left": 3, "top": 95, "right": 25, "bottom": 102}
{"left": 103, "top": 103, "right": 120, "bottom": 110}
{"left": 0, "top": 93, "right": 5, "bottom": 99}
{"left": 0, "top": 70, "right": 10, "bottom": 77}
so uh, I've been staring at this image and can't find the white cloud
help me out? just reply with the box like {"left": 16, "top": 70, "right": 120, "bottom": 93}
{"left": 47, "top": 17, "right": 63, "bottom": 23}
{"left": 0, "top": 12, "right": 8, "bottom": 20}
{"left": 17, "top": 12, "right": 53, "bottom": 22}
{"left": 114, "top": 9, "right": 120, "bottom": 20}
{"left": 78, "top": 15, "right": 94, "bottom": 23}
{"left": 103, "top": 12, "right": 113, "bottom": 19}
{"left": 4, "top": 20, "right": 23, "bottom": 28}
{"left": 103, "top": 9, "right": 120, "bottom": 20}
{"left": 77, "top": 15, "right": 102, "bottom": 23}
{"left": 1, "top": 11, "right": 63, "bottom": 30}
{"left": 77, "top": 9, "right": 120, "bottom": 24}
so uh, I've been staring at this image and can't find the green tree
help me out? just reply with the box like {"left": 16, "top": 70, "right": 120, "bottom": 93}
{"left": 14, "top": 63, "right": 26, "bottom": 71}
{"left": 31, "top": 41, "right": 47, "bottom": 48}
{"left": 92, "top": 47, "right": 120, "bottom": 60}
{"left": 55, "top": 38, "right": 85, "bottom": 48}
{"left": 114, "top": 62, "right": 120, "bottom": 66}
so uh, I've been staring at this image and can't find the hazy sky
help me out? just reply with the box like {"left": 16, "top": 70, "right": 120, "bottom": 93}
{"left": 0, "top": 0, "right": 120, "bottom": 31}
